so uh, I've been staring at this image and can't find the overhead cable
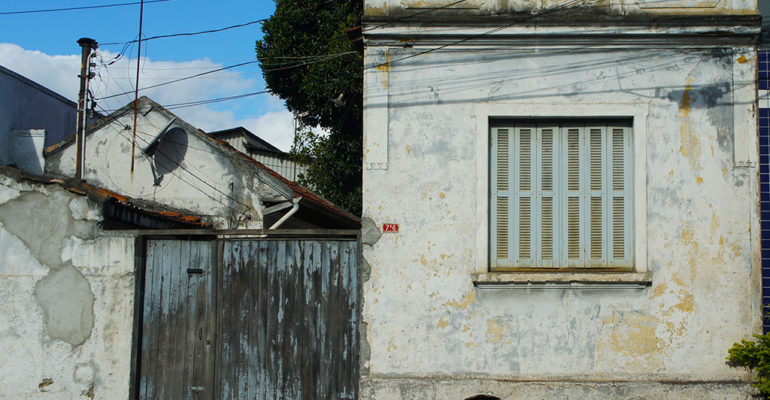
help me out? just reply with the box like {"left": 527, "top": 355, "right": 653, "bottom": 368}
{"left": 100, "top": 19, "right": 265, "bottom": 46}
{"left": 0, "top": 0, "right": 170, "bottom": 15}
{"left": 96, "top": 60, "right": 260, "bottom": 100}
{"left": 100, "top": 0, "right": 335, "bottom": 47}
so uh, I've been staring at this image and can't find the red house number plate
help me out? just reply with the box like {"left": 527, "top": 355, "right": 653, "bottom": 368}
{"left": 383, "top": 223, "right": 399, "bottom": 233}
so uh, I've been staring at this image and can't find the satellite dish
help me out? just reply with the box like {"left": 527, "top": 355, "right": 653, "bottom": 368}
{"left": 144, "top": 127, "right": 188, "bottom": 186}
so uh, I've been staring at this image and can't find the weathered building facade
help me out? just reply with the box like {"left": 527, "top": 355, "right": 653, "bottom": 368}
{"left": 361, "top": 0, "right": 761, "bottom": 398}
{"left": 0, "top": 166, "right": 362, "bottom": 399}
{"left": 0, "top": 167, "right": 210, "bottom": 399}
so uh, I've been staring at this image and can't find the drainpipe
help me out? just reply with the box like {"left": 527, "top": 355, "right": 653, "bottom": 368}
{"left": 269, "top": 196, "right": 301, "bottom": 229}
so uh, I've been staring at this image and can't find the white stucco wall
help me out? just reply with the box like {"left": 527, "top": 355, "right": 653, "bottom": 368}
{"left": 44, "top": 101, "right": 287, "bottom": 230}
{"left": 360, "top": 31, "right": 760, "bottom": 399}
{"left": 0, "top": 174, "right": 135, "bottom": 399}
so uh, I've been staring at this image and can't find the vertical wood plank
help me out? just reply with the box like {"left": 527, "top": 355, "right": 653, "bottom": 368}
{"left": 139, "top": 240, "right": 159, "bottom": 399}
{"left": 182, "top": 242, "right": 197, "bottom": 400}
{"left": 257, "top": 240, "right": 269, "bottom": 400}
{"left": 168, "top": 240, "right": 190, "bottom": 398}
{"left": 298, "top": 241, "right": 312, "bottom": 400}
{"left": 210, "top": 239, "right": 222, "bottom": 400}
{"left": 218, "top": 241, "right": 234, "bottom": 399}
{"left": 246, "top": 241, "right": 258, "bottom": 400}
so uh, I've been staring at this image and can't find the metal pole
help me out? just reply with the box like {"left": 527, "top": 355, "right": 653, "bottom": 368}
{"left": 76, "top": 37, "right": 97, "bottom": 181}
{"left": 130, "top": 0, "right": 145, "bottom": 173}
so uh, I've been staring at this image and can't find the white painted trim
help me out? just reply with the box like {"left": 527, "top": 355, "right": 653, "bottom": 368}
{"left": 473, "top": 102, "right": 649, "bottom": 274}
{"left": 363, "top": 49, "right": 391, "bottom": 170}
{"left": 733, "top": 47, "right": 758, "bottom": 167}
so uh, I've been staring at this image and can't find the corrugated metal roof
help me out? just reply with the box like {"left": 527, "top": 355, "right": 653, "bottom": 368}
{"left": 207, "top": 135, "right": 361, "bottom": 228}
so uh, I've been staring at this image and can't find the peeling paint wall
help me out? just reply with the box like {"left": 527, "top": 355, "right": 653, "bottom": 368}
{"left": 363, "top": 0, "right": 757, "bottom": 17}
{"left": 361, "top": 26, "right": 760, "bottom": 399}
{"left": 0, "top": 174, "right": 136, "bottom": 399}
{"left": 44, "top": 102, "right": 287, "bottom": 229}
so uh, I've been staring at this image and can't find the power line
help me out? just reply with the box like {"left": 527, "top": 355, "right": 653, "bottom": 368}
{"left": 259, "top": 51, "right": 358, "bottom": 71}
{"left": 0, "top": 0, "right": 170, "bottom": 16}
{"left": 164, "top": 90, "right": 271, "bottom": 109}
{"left": 100, "top": 0, "right": 337, "bottom": 47}
{"left": 95, "top": 49, "right": 357, "bottom": 101}
{"left": 98, "top": 90, "right": 272, "bottom": 113}
{"left": 96, "top": 60, "right": 260, "bottom": 100}
{"left": 100, "top": 18, "right": 266, "bottom": 46}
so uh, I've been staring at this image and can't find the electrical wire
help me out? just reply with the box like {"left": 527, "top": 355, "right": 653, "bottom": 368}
{"left": 96, "top": 60, "right": 260, "bottom": 100}
{"left": 0, "top": 0, "right": 170, "bottom": 15}
{"left": 96, "top": 49, "right": 358, "bottom": 101}
{"left": 100, "top": 19, "right": 266, "bottom": 46}
{"left": 99, "top": 0, "right": 336, "bottom": 47}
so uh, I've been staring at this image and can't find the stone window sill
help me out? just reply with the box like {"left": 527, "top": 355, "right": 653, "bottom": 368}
{"left": 472, "top": 271, "right": 652, "bottom": 289}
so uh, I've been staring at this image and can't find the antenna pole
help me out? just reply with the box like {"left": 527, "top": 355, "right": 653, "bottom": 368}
{"left": 76, "top": 37, "right": 97, "bottom": 181}
{"left": 130, "top": 0, "right": 144, "bottom": 172}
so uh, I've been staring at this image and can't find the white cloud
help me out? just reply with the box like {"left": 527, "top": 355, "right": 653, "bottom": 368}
{"left": 240, "top": 111, "right": 296, "bottom": 151}
{"left": 0, "top": 43, "right": 81, "bottom": 102}
{"left": 0, "top": 43, "right": 293, "bottom": 150}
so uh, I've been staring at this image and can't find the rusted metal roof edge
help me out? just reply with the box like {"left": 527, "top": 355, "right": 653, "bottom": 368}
{"left": 127, "top": 228, "right": 361, "bottom": 237}
{"left": 0, "top": 166, "right": 211, "bottom": 229}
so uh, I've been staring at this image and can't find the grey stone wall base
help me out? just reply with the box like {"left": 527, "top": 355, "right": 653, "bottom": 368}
{"left": 360, "top": 377, "right": 754, "bottom": 400}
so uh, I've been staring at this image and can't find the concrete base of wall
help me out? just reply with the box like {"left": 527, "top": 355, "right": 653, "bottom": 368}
{"left": 360, "top": 377, "right": 754, "bottom": 399}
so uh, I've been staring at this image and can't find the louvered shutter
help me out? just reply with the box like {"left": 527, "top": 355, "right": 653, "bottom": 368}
{"left": 490, "top": 127, "right": 511, "bottom": 268}
{"left": 539, "top": 126, "right": 558, "bottom": 267}
{"left": 563, "top": 126, "right": 584, "bottom": 267}
{"left": 515, "top": 126, "right": 534, "bottom": 264}
{"left": 609, "top": 126, "right": 633, "bottom": 266}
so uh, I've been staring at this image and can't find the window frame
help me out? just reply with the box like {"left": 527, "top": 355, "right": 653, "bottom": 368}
{"left": 489, "top": 120, "right": 634, "bottom": 271}
{"left": 473, "top": 103, "right": 648, "bottom": 275}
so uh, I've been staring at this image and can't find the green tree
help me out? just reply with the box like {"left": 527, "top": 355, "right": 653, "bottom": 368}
{"left": 727, "top": 333, "right": 770, "bottom": 397}
{"left": 256, "top": 0, "right": 363, "bottom": 215}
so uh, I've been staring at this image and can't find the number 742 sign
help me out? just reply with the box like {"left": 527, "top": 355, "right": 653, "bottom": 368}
{"left": 382, "top": 223, "right": 399, "bottom": 233}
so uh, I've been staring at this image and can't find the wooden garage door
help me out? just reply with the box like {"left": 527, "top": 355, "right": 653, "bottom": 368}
{"left": 137, "top": 237, "right": 359, "bottom": 400}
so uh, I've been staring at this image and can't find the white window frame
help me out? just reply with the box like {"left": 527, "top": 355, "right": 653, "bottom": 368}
{"left": 473, "top": 103, "right": 648, "bottom": 275}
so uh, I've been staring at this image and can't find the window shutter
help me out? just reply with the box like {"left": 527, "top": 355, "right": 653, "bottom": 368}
{"left": 589, "top": 127, "right": 606, "bottom": 265}
{"left": 540, "top": 126, "right": 556, "bottom": 265}
{"left": 516, "top": 127, "right": 534, "bottom": 262}
{"left": 610, "top": 127, "right": 633, "bottom": 265}
{"left": 564, "top": 127, "right": 582, "bottom": 265}
{"left": 491, "top": 128, "right": 511, "bottom": 267}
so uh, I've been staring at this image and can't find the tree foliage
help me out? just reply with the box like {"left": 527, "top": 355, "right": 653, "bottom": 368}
{"left": 727, "top": 333, "right": 770, "bottom": 397}
{"left": 256, "top": 0, "right": 363, "bottom": 215}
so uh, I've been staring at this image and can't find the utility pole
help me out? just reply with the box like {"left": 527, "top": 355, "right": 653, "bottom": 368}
{"left": 130, "top": 0, "right": 145, "bottom": 173}
{"left": 76, "top": 37, "right": 98, "bottom": 181}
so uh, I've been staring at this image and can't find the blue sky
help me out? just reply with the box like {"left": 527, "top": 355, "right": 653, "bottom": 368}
{"left": 0, "top": 0, "right": 298, "bottom": 150}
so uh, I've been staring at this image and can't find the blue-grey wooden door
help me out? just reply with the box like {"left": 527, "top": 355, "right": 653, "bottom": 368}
{"left": 137, "top": 237, "right": 359, "bottom": 400}
{"left": 139, "top": 239, "right": 215, "bottom": 400}
{"left": 215, "top": 238, "right": 359, "bottom": 400}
